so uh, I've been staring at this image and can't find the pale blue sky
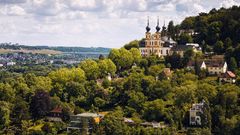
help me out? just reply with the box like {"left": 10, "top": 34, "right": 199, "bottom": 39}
{"left": 0, "top": 0, "right": 239, "bottom": 48}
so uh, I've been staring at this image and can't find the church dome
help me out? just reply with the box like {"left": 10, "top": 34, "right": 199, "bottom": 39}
{"left": 156, "top": 25, "right": 160, "bottom": 32}
{"left": 146, "top": 25, "right": 151, "bottom": 32}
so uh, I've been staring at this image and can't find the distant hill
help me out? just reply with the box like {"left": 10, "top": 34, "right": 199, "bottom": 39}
{"left": 0, "top": 43, "right": 111, "bottom": 54}
{"left": 51, "top": 46, "right": 110, "bottom": 53}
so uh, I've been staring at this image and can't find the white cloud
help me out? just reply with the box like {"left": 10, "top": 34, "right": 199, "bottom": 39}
{"left": 0, "top": 0, "right": 26, "bottom": 4}
{"left": 27, "top": 0, "right": 65, "bottom": 16}
{"left": 7, "top": 5, "right": 26, "bottom": 16}
{"left": 66, "top": 0, "right": 101, "bottom": 11}
{"left": 220, "top": 0, "right": 240, "bottom": 8}
{"left": 0, "top": 0, "right": 239, "bottom": 47}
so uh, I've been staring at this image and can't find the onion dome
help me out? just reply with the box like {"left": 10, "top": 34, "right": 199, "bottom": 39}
{"left": 146, "top": 17, "right": 151, "bottom": 32}
{"left": 146, "top": 25, "right": 151, "bottom": 32}
{"left": 156, "top": 17, "right": 160, "bottom": 32}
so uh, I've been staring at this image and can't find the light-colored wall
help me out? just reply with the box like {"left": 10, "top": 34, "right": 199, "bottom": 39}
{"left": 208, "top": 67, "right": 225, "bottom": 75}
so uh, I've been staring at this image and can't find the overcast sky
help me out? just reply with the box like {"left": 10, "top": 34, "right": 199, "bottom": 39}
{"left": 0, "top": 0, "right": 239, "bottom": 48}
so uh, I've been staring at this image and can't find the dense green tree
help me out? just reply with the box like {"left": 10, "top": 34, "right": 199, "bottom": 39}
{"left": 148, "top": 80, "right": 172, "bottom": 100}
{"left": 183, "top": 49, "right": 195, "bottom": 66}
{"left": 79, "top": 59, "right": 100, "bottom": 80}
{"left": 174, "top": 81, "right": 197, "bottom": 108}
{"left": 30, "top": 90, "right": 50, "bottom": 119}
{"left": 181, "top": 17, "right": 194, "bottom": 30}
{"left": 0, "top": 101, "right": 11, "bottom": 129}
{"left": 148, "top": 64, "right": 165, "bottom": 78}
{"left": 229, "top": 57, "right": 237, "bottom": 72}
{"left": 165, "top": 52, "right": 182, "bottom": 69}
{"left": 108, "top": 48, "right": 134, "bottom": 70}
{"left": 168, "top": 21, "right": 175, "bottom": 39}
{"left": 31, "top": 76, "right": 52, "bottom": 92}
{"left": 178, "top": 33, "right": 193, "bottom": 45}
{"left": 124, "top": 40, "right": 139, "bottom": 50}
{"left": 11, "top": 97, "right": 30, "bottom": 125}
{"left": 143, "top": 99, "right": 168, "bottom": 122}
{"left": 207, "top": 21, "right": 222, "bottom": 44}
{"left": 0, "top": 83, "right": 15, "bottom": 102}
{"left": 124, "top": 72, "right": 144, "bottom": 92}
{"left": 129, "top": 48, "right": 142, "bottom": 65}
{"left": 65, "top": 81, "right": 86, "bottom": 102}
{"left": 224, "top": 37, "right": 233, "bottom": 50}
{"left": 127, "top": 91, "right": 146, "bottom": 112}
{"left": 49, "top": 67, "right": 86, "bottom": 98}
{"left": 98, "top": 59, "right": 116, "bottom": 78}
{"left": 196, "top": 83, "right": 217, "bottom": 102}
{"left": 14, "top": 81, "right": 32, "bottom": 101}
{"left": 214, "top": 41, "right": 224, "bottom": 54}
{"left": 99, "top": 107, "right": 130, "bottom": 135}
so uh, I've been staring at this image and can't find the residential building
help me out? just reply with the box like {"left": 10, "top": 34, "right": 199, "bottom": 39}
{"left": 205, "top": 60, "right": 227, "bottom": 75}
{"left": 189, "top": 100, "right": 206, "bottom": 126}
{"left": 170, "top": 44, "right": 201, "bottom": 57}
{"left": 187, "top": 60, "right": 206, "bottom": 71}
{"left": 46, "top": 106, "right": 63, "bottom": 122}
{"left": 179, "top": 29, "right": 198, "bottom": 36}
{"left": 140, "top": 122, "right": 167, "bottom": 129}
{"left": 219, "top": 71, "right": 236, "bottom": 83}
{"left": 187, "top": 58, "right": 227, "bottom": 75}
{"left": 162, "top": 36, "right": 177, "bottom": 47}
{"left": 67, "top": 112, "right": 105, "bottom": 134}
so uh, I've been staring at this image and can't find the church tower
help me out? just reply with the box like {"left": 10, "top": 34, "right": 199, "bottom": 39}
{"left": 145, "top": 17, "right": 151, "bottom": 47}
{"left": 140, "top": 17, "right": 173, "bottom": 58}
{"left": 140, "top": 17, "right": 167, "bottom": 57}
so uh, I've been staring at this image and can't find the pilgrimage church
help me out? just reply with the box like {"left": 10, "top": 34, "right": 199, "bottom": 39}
{"left": 139, "top": 18, "right": 176, "bottom": 57}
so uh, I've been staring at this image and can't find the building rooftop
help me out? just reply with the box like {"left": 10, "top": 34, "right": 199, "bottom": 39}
{"left": 171, "top": 45, "right": 193, "bottom": 51}
{"left": 75, "top": 112, "right": 104, "bottom": 118}
{"left": 219, "top": 71, "right": 236, "bottom": 78}
{"left": 50, "top": 106, "right": 62, "bottom": 113}
{"left": 204, "top": 60, "right": 226, "bottom": 67}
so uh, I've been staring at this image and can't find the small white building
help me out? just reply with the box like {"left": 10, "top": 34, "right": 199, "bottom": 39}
{"left": 187, "top": 59, "right": 227, "bottom": 75}
{"left": 205, "top": 60, "right": 227, "bottom": 75}
{"left": 7, "top": 62, "right": 16, "bottom": 66}
{"left": 189, "top": 101, "right": 205, "bottom": 126}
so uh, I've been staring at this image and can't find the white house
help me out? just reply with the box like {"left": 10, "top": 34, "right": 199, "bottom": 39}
{"left": 187, "top": 59, "right": 227, "bottom": 75}
{"left": 205, "top": 60, "right": 227, "bottom": 75}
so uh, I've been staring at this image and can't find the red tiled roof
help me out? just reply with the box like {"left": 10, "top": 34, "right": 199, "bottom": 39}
{"left": 227, "top": 71, "right": 236, "bottom": 78}
{"left": 219, "top": 71, "right": 236, "bottom": 78}
{"left": 50, "top": 106, "right": 62, "bottom": 113}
